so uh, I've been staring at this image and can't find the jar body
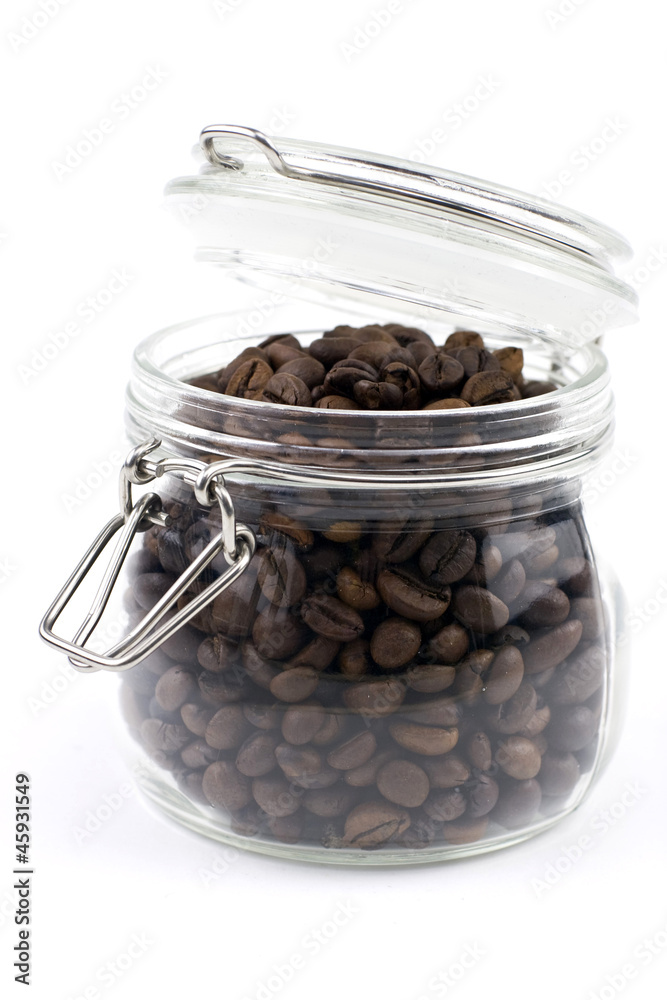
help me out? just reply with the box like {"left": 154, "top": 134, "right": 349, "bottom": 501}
{"left": 116, "top": 318, "right": 625, "bottom": 864}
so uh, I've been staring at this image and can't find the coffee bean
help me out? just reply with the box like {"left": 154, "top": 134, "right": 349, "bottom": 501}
{"left": 522, "top": 380, "right": 558, "bottom": 397}
{"left": 518, "top": 704, "right": 551, "bottom": 738}
{"left": 315, "top": 395, "right": 361, "bottom": 410}
{"left": 487, "top": 682, "right": 537, "bottom": 734}
{"left": 343, "top": 749, "right": 399, "bottom": 787}
{"left": 427, "top": 623, "right": 469, "bottom": 664}
{"left": 466, "top": 774, "right": 500, "bottom": 818}
{"left": 423, "top": 788, "right": 467, "bottom": 823}
{"left": 343, "top": 678, "right": 406, "bottom": 716}
{"left": 569, "top": 598, "right": 604, "bottom": 640}
{"left": 490, "top": 559, "right": 526, "bottom": 604}
{"left": 269, "top": 667, "right": 320, "bottom": 703}
{"left": 539, "top": 752, "right": 581, "bottom": 796}
{"left": 327, "top": 731, "right": 377, "bottom": 770}
{"left": 421, "top": 754, "right": 470, "bottom": 789}
{"left": 324, "top": 364, "right": 378, "bottom": 397}
{"left": 441, "top": 817, "right": 489, "bottom": 844}
{"left": 226, "top": 358, "right": 274, "bottom": 399}
{"left": 287, "top": 635, "right": 341, "bottom": 671}
{"left": 373, "top": 518, "right": 434, "bottom": 563}
{"left": 309, "top": 337, "right": 363, "bottom": 367}
{"left": 257, "top": 545, "right": 307, "bottom": 608}
{"left": 353, "top": 380, "right": 403, "bottom": 409}
{"left": 495, "top": 736, "right": 542, "bottom": 779}
{"left": 310, "top": 713, "right": 347, "bottom": 746}
{"left": 482, "top": 646, "right": 525, "bottom": 705}
{"left": 493, "top": 346, "right": 524, "bottom": 382}
{"left": 445, "top": 330, "right": 484, "bottom": 349}
{"left": 203, "top": 761, "right": 252, "bottom": 812}
{"left": 548, "top": 644, "right": 604, "bottom": 705}
{"left": 522, "top": 620, "right": 583, "bottom": 673}
{"left": 252, "top": 775, "right": 302, "bottom": 817}
{"left": 281, "top": 701, "right": 327, "bottom": 744}
{"left": 389, "top": 721, "right": 459, "bottom": 755}
{"left": 556, "top": 558, "right": 594, "bottom": 596}
{"left": 405, "top": 664, "right": 456, "bottom": 693}
{"left": 336, "top": 567, "right": 381, "bottom": 611}
{"left": 300, "top": 593, "right": 364, "bottom": 642}
{"left": 276, "top": 356, "right": 326, "bottom": 389}
{"left": 181, "top": 739, "right": 219, "bottom": 769}
{"left": 370, "top": 617, "right": 422, "bottom": 669}
{"left": 140, "top": 718, "right": 191, "bottom": 753}
{"left": 258, "top": 512, "right": 314, "bottom": 552}
{"left": 303, "top": 787, "right": 357, "bottom": 818}
{"left": 419, "top": 530, "right": 477, "bottom": 586}
{"left": 546, "top": 705, "right": 598, "bottom": 752}
{"left": 338, "top": 639, "right": 372, "bottom": 679}
{"left": 198, "top": 669, "right": 249, "bottom": 706}
{"left": 261, "top": 372, "right": 312, "bottom": 407}
{"left": 275, "top": 744, "right": 322, "bottom": 780}
{"left": 252, "top": 605, "right": 311, "bottom": 660}
{"left": 405, "top": 697, "right": 461, "bottom": 728}
{"left": 446, "top": 345, "right": 500, "bottom": 377}
{"left": 155, "top": 666, "right": 196, "bottom": 712}
{"left": 197, "top": 635, "right": 239, "bottom": 674}
{"left": 323, "top": 521, "right": 364, "bottom": 543}
{"left": 342, "top": 801, "right": 411, "bottom": 847}
{"left": 377, "top": 760, "right": 430, "bottom": 808}
{"left": 235, "top": 731, "right": 282, "bottom": 776}
{"left": 133, "top": 572, "right": 177, "bottom": 611}
{"left": 452, "top": 586, "right": 510, "bottom": 634}
{"left": 205, "top": 705, "right": 250, "bottom": 750}
{"left": 418, "top": 353, "right": 465, "bottom": 394}
{"left": 377, "top": 567, "right": 451, "bottom": 622}
{"left": 516, "top": 582, "right": 570, "bottom": 628}
{"left": 465, "top": 732, "right": 493, "bottom": 771}
{"left": 243, "top": 703, "right": 282, "bottom": 730}
{"left": 180, "top": 703, "right": 214, "bottom": 737}
{"left": 461, "top": 371, "right": 515, "bottom": 406}
{"left": 490, "top": 779, "right": 542, "bottom": 828}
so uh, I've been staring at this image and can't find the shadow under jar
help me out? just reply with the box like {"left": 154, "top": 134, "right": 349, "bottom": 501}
{"left": 45, "top": 126, "right": 638, "bottom": 864}
{"left": 119, "top": 314, "right": 628, "bottom": 863}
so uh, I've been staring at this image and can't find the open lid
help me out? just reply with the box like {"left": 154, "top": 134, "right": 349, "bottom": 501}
{"left": 164, "top": 125, "right": 638, "bottom": 348}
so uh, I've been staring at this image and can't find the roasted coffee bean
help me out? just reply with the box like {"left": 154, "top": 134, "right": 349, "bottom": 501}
{"left": 419, "top": 530, "right": 477, "bottom": 586}
{"left": 405, "top": 697, "right": 461, "bottom": 728}
{"left": 155, "top": 666, "right": 196, "bottom": 712}
{"left": 465, "top": 732, "right": 493, "bottom": 771}
{"left": 343, "top": 678, "right": 406, "bottom": 716}
{"left": 197, "top": 635, "right": 239, "bottom": 674}
{"left": 466, "top": 774, "right": 500, "bottom": 818}
{"left": 338, "top": 639, "right": 372, "bottom": 679}
{"left": 445, "top": 330, "right": 485, "bottom": 349}
{"left": 243, "top": 702, "right": 282, "bottom": 730}
{"left": 423, "top": 398, "right": 471, "bottom": 409}
{"left": 522, "top": 619, "right": 583, "bottom": 673}
{"left": 180, "top": 703, "right": 214, "bottom": 737}
{"left": 427, "top": 622, "right": 469, "bottom": 664}
{"left": 539, "top": 752, "right": 581, "bottom": 796}
{"left": 133, "top": 572, "right": 177, "bottom": 611}
{"left": 300, "top": 593, "right": 364, "bottom": 641}
{"left": 490, "top": 779, "right": 542, "bottom": 828}
{"left": 252, "top": 775, "right": 301, "bottom": 817}
{"left": 276, "top": 356, "right": 326, "bottom": 389}
{"left": 555, "top": 557, "right": 594, "bottom": 596}
{"left": 405, "top": 664, "right": 456, "bottom": 693}
{"left": 452, "top": 586, "right": 510, "bottom": 634}
{"left": 217, "top": 347, "right": 269, "bottom": 389}
{"left": 287, "top": 635, "right": 341, "bottom": 671}
{"left": 344, "top": 749, "right": 399, "bottom": 787}
{"left": 252, "top": 605, "right": 311, "bottom": 660}
{"left": 275, "top": 744, "right": 322, "bottom": 780}
{"left": 389, "top": 721, "right": 459, "bottom": 755}
{"left": 310, "top": 713, "right": 347, "bottom": 746}
{"left": 342, "top": 801, "right": 411, "bottom": 847}
{"left": 548, "top": 644, "right": 604, "bottom": 705}
{"left": 181, "top": 739, "right": 219, "bottom": 769}
{"left": 265, "top": 339, "right": 305, "bottom": 367}
{"left": 423, "top": 788, "right": 467, "bottom": 823}
{"left": 490, "top": 559, "right": 526, "bottom": 605}
{"left": 353, "top": 379, "right": 403, "bottom": 409}
{"left": 235, "top": 730, "right": 282, "bottom": 777}
{"left": 327, "top": 731, "right": 377, "bottom": 770}
{"left": 315, "top": 394, "right": 361, "bottom": 410}
{"left": 269, "top": 813, "right": 304, "bottom": 843}
{"left": 460, "top": 371, "right": 515, "bottom": 406}
{"left": 348, "top": 341, "right": 396, "bottom": 368}
{"left": 517, "top": 704, "right": 551, "bottom": 738}
{"left": 290, "top": 765, "right": 341, "bottom": 790}
{"left": 270, "top": 666, "right": 320, "bottom": 703}
{"left": 464, "top": 544, "right": 503, "bottom": 586}
{"left": 322, "top": 520, "right": 364, "bottom": 543}
{"left": 241, "top": 642, "right": 280, "bottom": 691}
{"left": 140, "top": 718, "right": 191, "bottom": 753}
{"left": 495, "top": 736, "right": 542, "bottom": 779}
{"left": 569, "top": 598, "right": 604, "bottom": 640}
{"left": 226, "top": 358, "right": 274, "bottom": 398}
{"left": 261, "top": 373, "right": 312, "bottom": 407}
{"left": 516, "top": 581, "right": 570, "bottom": 628}
{"left": 418, "top": 353, "right": 465, "bottom": 394}
{"left": 211, "top": 561, "right": 261, "bottom": 638}
{"left": 336, "top": 567, "right": 381, "bottom": 611}
{"left": 377, "top": 567, "right": 451, "bottom": 622}
{"left": 372, "top": 517, "right": 434, "bottom": 563}
{"left": 377, "top": 760, "right": 430, "bottom": 808}
{"left": 487, "top": 682, "right": 537, "bottom": 734}
{"left": 324, "top": 364, "right": 378, "bottom": 397}
{"left": 482, "top": 646, "right": 525, "bottom": 705}
{"left": 309, "top": 336, "right": 364, "bottom": 367}
{"left": 370, "top": 617, "right": 422, "bottom": 669}
{"left": 198, "top": 669, "right": 249, "bottom": 705}
{"left": 523, "top": 379, "right": 558, "bottom": 397}
{"left": 303, "top": 786, "right": 357, "bottom": 818}
{"left": 379, "top": 361, "right": 421, "bottom": 407}
{"left": 205, "top": 704, "right": 250, "bottom": 750}
{"left": 488, "top": 624, "right": 531, "bottom": 649}
{"left": 257, "top": 546, "right": 307, "bottom": 608}
{"left": 546, "top": 705, "right": 598, "bottom": 752}
{"left": 281, "top": 701, "right": 327, "bottom": 744}
{"left": 258, "top": 512, "right": 314, "bottom": 552}
{"left": 203, "top": 761, "right": 252, "bottom": 812}
{"left": 452, "top": 651, "right": 491, "bottom": 704}
{"left": 493, "top": 346, "right": 524, "bottom": 382}
{"left": 421, "top": 754, "right": 470, "bottom": 789}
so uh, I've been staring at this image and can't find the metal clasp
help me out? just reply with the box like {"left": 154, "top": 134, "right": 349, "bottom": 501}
{"left": 39, "top": 439, "right": 255, "bottom": 673}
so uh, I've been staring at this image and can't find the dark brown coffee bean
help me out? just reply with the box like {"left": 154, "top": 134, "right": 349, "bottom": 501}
{"left": 493, "top": 346, "right": 524, "bottom": 381}
{"left": 198, "top": 669, "right": 249, "bottom": 705}
{"left": 377, "top": 760, "right": 430, "bottom": 808}
{"left": 336, "top": 567, "right": 381, "bottom": 611}
{"left": 243, "top": 703, "right": 282, "bottom": 730}
{"left": 539, "top": 752, "right": 581, "bottom": 796}
{"left": 235, "top": 730, "right": 282, "bottom": 776}
{"left": 547, "top": 705, "right": 598, "bottom": 752}
{"left": 269, "top": 812, "right": 304, "bottom": 844}
{"left": 303, "top": 787, "right": 357, "bottom": 818}
{"left": 180, "top": 703, "right": 214, "bottom": 737}
{"left": 353, "top": 380, "right": 403, "bottom": 409}
{"left": 555, "top": 557, "right": 594, "bottom": 596}
{"left": 155, "top": 666, "right": 196, "bottom": 712}
{"left": 496, "top": 526, "right": 557, "bottom": 562}
{"left": 523, "top": 544, "right": 560, "bottom": 576}
{"left": 446, "top": 345, "right": 500, "bottom": 376}
{"left": 445, "top": 330, "right": 485, "bottom": 349}
{"left": 419, "top": 530, "right": 477, "bottom": 586}
{"left": 406, "top": 664, "right": 456, "bottom": 693}
{"left": 344, "top": 749, "right": 399, "bottom": 787}
{"left": 522, "top": 620, "right": 583, "bottom": 673}
{"left": 268, "top": 667, "right": 319, "bottom": 703}
{"left": 370, "top": 617, "right": 422, "bottom": 669}
{"left": 487, "top": 682, "right": 537, "bottom": 734}
{"left": 517, "top": 704, "right": 551, "bottom": 738}
{"left": 463, "top": 545, "right": 503, "bottom": 587}
{"left": 327, "top": 731, "right": 377, "bottom": 770}
{"left": 427, "top": 623, "right": 469, "bottom": 664}
{"left": 460, "top": 370, "right": 515, "bottom": 405}
{"left": 423, "top": 398, "right": 471, "bottom": 409}
{"left": 252, "top": 775, "right": 301, "bottom": 817}
{"left": 418, "top": 353, "right": 466, "bottom": 394}
{"left": 342, "top": 678, "right": 406, "bottom": 716}
{"left": 276, "top": 356, "right": 326, "bottom": 389}
{"left": 372, "top": 518, "right": 434, "bottom": 563}
{"left": 488, "top": 624, "right": 531, "bottom": 650}
{"left": 405, "top": 696, "right": 461, "bottom": 728}
{"left": 522, "top": 379, "right": 558, "bottom": 397}
{"left": 258, "top": 512, "right": 314, "bottom": 552}
{"left": 322, "top": 520, "right": 364, "bottom": 543}
{"left": 548, "top": 644, "right": 605, "bottom": 705}
{"left": 482, "top": 646, "right": 525, "bottom": 705}
{"left": 197, "top": 635, "right": 239, "bottom": 674}
{"left": 205, "top": 704, "right": 250, "bottom": 750}
{"left": 569, "top": 598, "right": 604, "bottom": 641}
{"left": 140, "top": 718, "right": 191, "bottom": 753}
{"left": 389, "top": 721, "right": 459, "bottom": 756}
{"left": 421, "top": 755, "right": 470, "bottom": 789}
{"left": 516, "top": 582, "right": 570, "bottom": 628}
{"left": 348, "top": 341, "right": 396, "bottom": 368}
{"left": 300, "top": 593, "right": 364, "bottom": 642}
{"left": 315, "top": 394, "right": 361, "bottom": 409}
{"left": 217, "top": 347, "right": 269, "bottom": 390}
{"left": 323, "top": 365, "right": 378, "bottom": 397}
{"left": 264, "top": 339, "right": 305, "bottom": 367}
{"left": 384, "top": 324, "right": 435, "bottom": 348}
{"left": 133, "top": 572, "right": 177, "bottom": 611}
{"left": 289, "top": 765, "right": 341, "bottom": 790}
{"left": 452, "top": 586, "right": 510, "bottom": 634}
{"left": 203, "top": 761, "right": 252, "bottom": 812}
{"left": 423, "top": 788, "right": 467, "bottom": 823}
{"left": 257, "top": 546, "right": 307, "bottom": 609}
{"left": 287, "top": 635, "right": 341, "bottom": 671}
{"left": 260, "top": 372, "right": 312, "bottom": 407}
{"left": 465, "top": 732, "right": 493, "bottom": 771}
{"left": 379, "top": 361, "right": 421, "bottom": 406}
{"left": 377, "top": 567, "right": 451, "bottom": 622}
{"left": 466, "top": 774, "right": 500, "bottom": 818}
{"left": 275, "top": 744, "right": 322, "bottom": 780}
{"left": 226, "top": 358, "right": 274, "bottom": 398}
{"left": 181, "top": 738, "right": 218, "bottom": 769}
{"left": 281, "top": 701, "right": 327, "bottom": 744}
{"left": 252, "top": 605, "right": 310, "bottom": 660}
{"left": 310, "top": 713, "right": 347, "bottom": 746}
{"left": 239, "top": 642, "right": 279, "bottom": 691}
{"left": 342, "top": 801, "right": 411, "bottom": 847}
{"left": 441, "top": 817, "right": 489, "bottom": 844}
{"left": 491, "top": 778, "right": 542, "bottom": 828}
{"left": 495, "top": 736, "right": 542, "bottom": 779}
{"left": 211, "top": 560, "right": 261, "bottom": 638}
{"left": 309, "top": 336, "right": 363, "bottom": 366}
{"left": 490, "top": 559, "right": 526, "bottom": 604}
{"left": 338, "top": 639, "right": 372, "bottom": 679}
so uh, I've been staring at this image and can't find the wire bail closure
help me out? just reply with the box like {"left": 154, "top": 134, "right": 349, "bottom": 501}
{"left": 39, "top": 439, "right": 256, "bottom": 674}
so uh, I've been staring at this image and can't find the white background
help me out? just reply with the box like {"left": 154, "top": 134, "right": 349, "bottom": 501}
{"left": 3, "top": 1, "right": 667, "bottom": 998}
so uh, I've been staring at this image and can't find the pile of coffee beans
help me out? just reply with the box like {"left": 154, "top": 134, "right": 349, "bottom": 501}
{"left": 121, "top": 487, "right": 606, "bottom": 854}
{"left": 189, "top": 324, "right": 558, "bottom": 410}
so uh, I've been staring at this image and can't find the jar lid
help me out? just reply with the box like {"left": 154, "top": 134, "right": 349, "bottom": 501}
{"left": 164, "top": 125, "right": 638, "bottom": 348}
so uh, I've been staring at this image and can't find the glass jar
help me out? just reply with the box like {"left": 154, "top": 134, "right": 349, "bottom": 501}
{"left": 41, "top": 125, "right": 637, "bottom": 864}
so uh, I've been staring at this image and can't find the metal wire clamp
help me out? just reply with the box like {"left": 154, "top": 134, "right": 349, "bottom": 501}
{"left": 39, "top": 439, "right": 256, "bottom": 674}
